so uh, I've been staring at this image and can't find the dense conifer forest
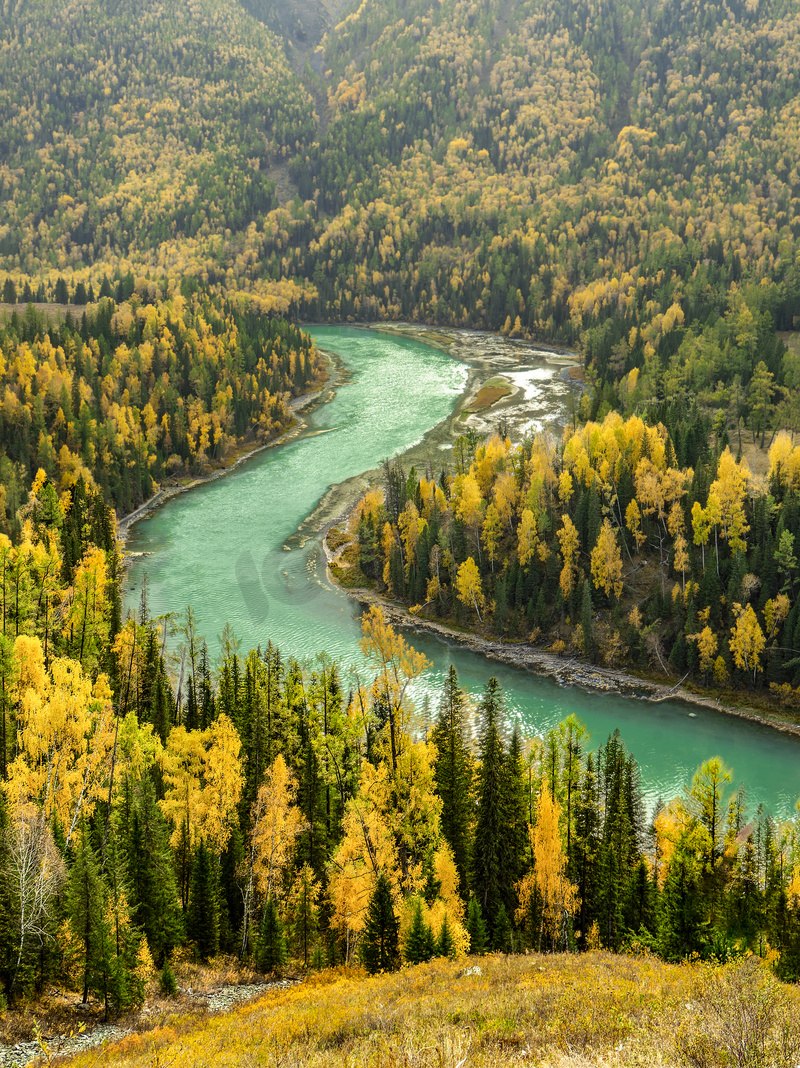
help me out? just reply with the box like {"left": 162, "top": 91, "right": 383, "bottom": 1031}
{"left": 3, "top": 490, "right": 800, "bottom": 1010}
{"left": 3, "top": 0, "right": 800, "bottom": 1033}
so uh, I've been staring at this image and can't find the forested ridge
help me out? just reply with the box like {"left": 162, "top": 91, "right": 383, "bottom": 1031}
{"left": 4, "top": 491, "right": 800, "bottom": 1017}
{"left": 0, "top": 292, "right": 324, "bottom": 527}
{"left": 342, "top": 415, "right": 800, "bottom": 705}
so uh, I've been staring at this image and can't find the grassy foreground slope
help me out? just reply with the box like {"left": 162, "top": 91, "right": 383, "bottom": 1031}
{"left": 66, "top": 954, "right": 800, "bottom": 1068}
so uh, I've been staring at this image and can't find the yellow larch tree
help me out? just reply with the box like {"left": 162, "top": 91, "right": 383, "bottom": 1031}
{"left": 482, "top": 503, "right": 501, "bottom": 572}
{"left": 729, "top": 603, "right": 766, "bottom": 684}
{"left": 516, "top": 786, "right": 579, "bottom": 951}
{"left": 359, "top": 606, "right": 430, "bottom": 771}
{"left": 7, "top": 637, "right": 115, "bottom": 848}
{"left": 456, "top": 556, "right": 485, "bottom": 622}
{"left": 557, "top": 514, "right": 580, "bottom": 599}
{"left": 590, "top": 518, "right": 623, "bottom": 600}
{"left": 517, "top": 507, "right": 537, "bottom": 567}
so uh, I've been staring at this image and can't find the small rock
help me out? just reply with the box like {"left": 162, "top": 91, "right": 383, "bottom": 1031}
{"left": 461, "top": 965, "right": 482, "bottom": 977}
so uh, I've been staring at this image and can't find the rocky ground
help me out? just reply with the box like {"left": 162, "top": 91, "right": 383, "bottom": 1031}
{"left": 0, "top": 979, "right": 298, "bottom": 1068}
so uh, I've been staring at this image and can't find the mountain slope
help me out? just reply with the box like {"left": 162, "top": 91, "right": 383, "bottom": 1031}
{"left": 62, "top": 953, "right": 800, "bottom": 1068}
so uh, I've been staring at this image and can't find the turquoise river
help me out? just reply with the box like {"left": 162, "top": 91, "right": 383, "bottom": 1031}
{"left": 124, "top": 327, "right": 800, "bottom": 816}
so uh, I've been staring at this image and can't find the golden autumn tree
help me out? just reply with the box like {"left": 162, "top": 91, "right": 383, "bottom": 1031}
{"left": 590, "top": 519, "right": 623, "bottom": 600}
{"left": 7, "top": 637, "right": 115, "bottom": 848}
{"left": 359, "top": 605, "right": 430, "bottom": 772}
{"left": 516, "top": 786, "right": 579, "bottom": 952}
{"left": 729, "top": 603, "right": 766, "bottom": 684}
{"left": 557, "top": 514, "right": 580, "bottom": 599}
{"left": 456, "top": 557, "right": 484, "bottom": 622}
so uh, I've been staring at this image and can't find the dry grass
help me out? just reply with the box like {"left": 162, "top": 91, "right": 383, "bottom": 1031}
{"left": 466, "top": 383, "right": 513, "bottom": 412}
{"left": 54, "top": 952, "right": 800, "bottom": 1068}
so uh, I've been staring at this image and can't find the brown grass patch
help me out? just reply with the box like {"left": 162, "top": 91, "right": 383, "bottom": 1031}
{"left": 58, "top": 953, "right": 800, "bottom": 1068}
{"left": 466, "top": 383, "right": 513, "bottom": 411}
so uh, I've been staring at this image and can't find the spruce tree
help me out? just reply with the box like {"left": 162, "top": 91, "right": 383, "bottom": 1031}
{"left": 67, "top": 830, "right": 114, "bottom": 1011}
{"left": 492, "top": 902, "right": 513, "bottom": 953}
{"left": 187, "top": 840, "right": 220, "bottom": 961}
{"left": 471, "top": 677, "right": 508, "bottom": 934}
{"left": 437, "top": 913, "right": 456, "bottom": 959}
{"left": 256, "top": 898, "right": 287, "bottom": 973}
{"left": 658, "top": 844, "right": 706, "bottom": 961}
{"left": 430, "top": 665, "right": 473, "bottom": 897}
{"left": 362, "top": 873, "right": 400, "bottom": 975}
{"left": 122, "top": 775, "right": 183, "bottom": 962}
{"left": 503, "top": 725, "right": 528, "bottom": 916}
{"left": 404, "top": 899, "right": 434, "bottom": 964}
{"left": 466, "top": 895, "right": 488, "bottom": 955}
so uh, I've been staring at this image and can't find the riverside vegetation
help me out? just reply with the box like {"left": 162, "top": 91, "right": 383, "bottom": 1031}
{"left": 4, "top": 0, "right": 800, "bottom": 1057}
{"left": 340, "top": 416, "right": 800, "bottom": 709}
{"left": 4, "top": 473, "right": 800, "bottom": 1030}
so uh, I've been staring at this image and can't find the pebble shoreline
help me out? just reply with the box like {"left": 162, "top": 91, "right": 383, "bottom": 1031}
{"left": 0, "top": 980, "right": 297, "bottom": 1067}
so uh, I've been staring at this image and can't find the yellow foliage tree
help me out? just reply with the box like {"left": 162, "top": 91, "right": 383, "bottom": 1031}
{"left": 456, "top": 556, "right": 485, "bottom": 622}
{"left": 729, "top": 603, "right": 766, "bottom": 684}
{"left": 516, "top": 786, "right": 579, "bottom": 951}
{"left": 590, "top": 519, "right": 623, "bottom": 599}
{"left": 7, "top": 638, "right": 115, "bottom": 848}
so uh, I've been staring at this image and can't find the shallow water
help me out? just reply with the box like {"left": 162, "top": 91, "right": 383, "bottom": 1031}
{"left": 124, "top": 327, "right": 800, "bottom": 817}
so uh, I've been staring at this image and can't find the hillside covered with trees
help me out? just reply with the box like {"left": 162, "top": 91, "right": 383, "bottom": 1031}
{"left": 341, "top": 417, "right": 800, "bottom": 705}
{"left": 0, "top": 293, "right": 323, "bottom": 527}
{"left": 0, "top": 0, "right": 798, "bottom": 454}
{"left": 3, "top": 491, "right": 800, "bottom": 1015}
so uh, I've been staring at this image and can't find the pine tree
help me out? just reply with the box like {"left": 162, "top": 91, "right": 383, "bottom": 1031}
{"left": 362, "top": 873, "right": 400, "bottom": 975}
{"left": 430, "top": 665, "right": 473, "bottom": 898}
{"left": 492, "top": 902, "right": 512, "bottom": 952}
{"left": 658, "top": 843, "right": 706, "bottom": 961}
{"left": 466, "top": 895, "right": 488, "bottom": 954}
{"left": 67, "top": 830, "right": 114, "bottom": 1012}
{"left": 121, "top": 776, "right": 183, "bottom": 963}
{"left": 187, "top": 841, "right": 220, "bottom": 961}
{"left": 256, "top": 898, "right": 287, "bottom": 973}
{"left": 288, "top": 864, "right": 320, "bottom": 968}
{"left": 503, "top": 725, "right": 528, "bottom": 917}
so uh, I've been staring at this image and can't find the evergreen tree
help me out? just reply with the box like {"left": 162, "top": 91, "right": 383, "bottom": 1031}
{"left": 362, "top": 873, "right": 400, "bottom": 975}
{"left": 121, "top": 776, "right": 183, "bottom": 962}
{"left": 404, "top": 899, "right": 435, "bottom": 964}
{"left": 256, "top": 898, "right": 287, "bottom": 973}
{"left": 466, "top": 895, "right": 488, "bottom": 955}
{"left": 503, "top": 725, "right": 528, "bottom": 916}
{"left": 658, "top": 843, "right": 706, "bottom": 961}
{"left": 492, "top": 902, "right": 513, "bottom": 953}
{"left": 288, "top": 864, "right": 320, "bottom": 968}
{"left": 437, "top": 913, "right": 456, "bottom": 959}
{"left": 471, "top": 677, "right": 509, "bottom": 934}
{"left": 67, "top": 830, "right": 114, "bottom": 1012}
{"left": 187, "top": 840, "right": 220, "bottom": 961}
{"left": 430, "top": 665, "right": 473, "bottom": 898}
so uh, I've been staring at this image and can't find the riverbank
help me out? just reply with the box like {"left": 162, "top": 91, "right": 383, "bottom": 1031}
{"left": 117, "top": 351, "right": 342, "bottom": 547}
{"left": 284, "top": 324, "right": 581, "bottom": 551}
{"left": 324, "top": 569, "right": 800, "bottom": 739}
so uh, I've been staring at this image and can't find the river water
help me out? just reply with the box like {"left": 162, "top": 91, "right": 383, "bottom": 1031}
{"left": 124, "top": 327, "right": 800, "bottom": 817}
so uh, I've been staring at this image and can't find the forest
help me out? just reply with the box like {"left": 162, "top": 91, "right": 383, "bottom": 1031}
{"left": 342, "top": 414, "right": 800, "bottom": 704}
{"left": 2, "top": 0, "right": 800, "bottom": 402}
{"left": 0, "top": 290, "right": 323, "bottom": 527}
{"left": 3, "top": 0, "right": 800, "bottom": 1026}
{"left": 1, "top": 480, "right": 800, "bottom": 1014}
